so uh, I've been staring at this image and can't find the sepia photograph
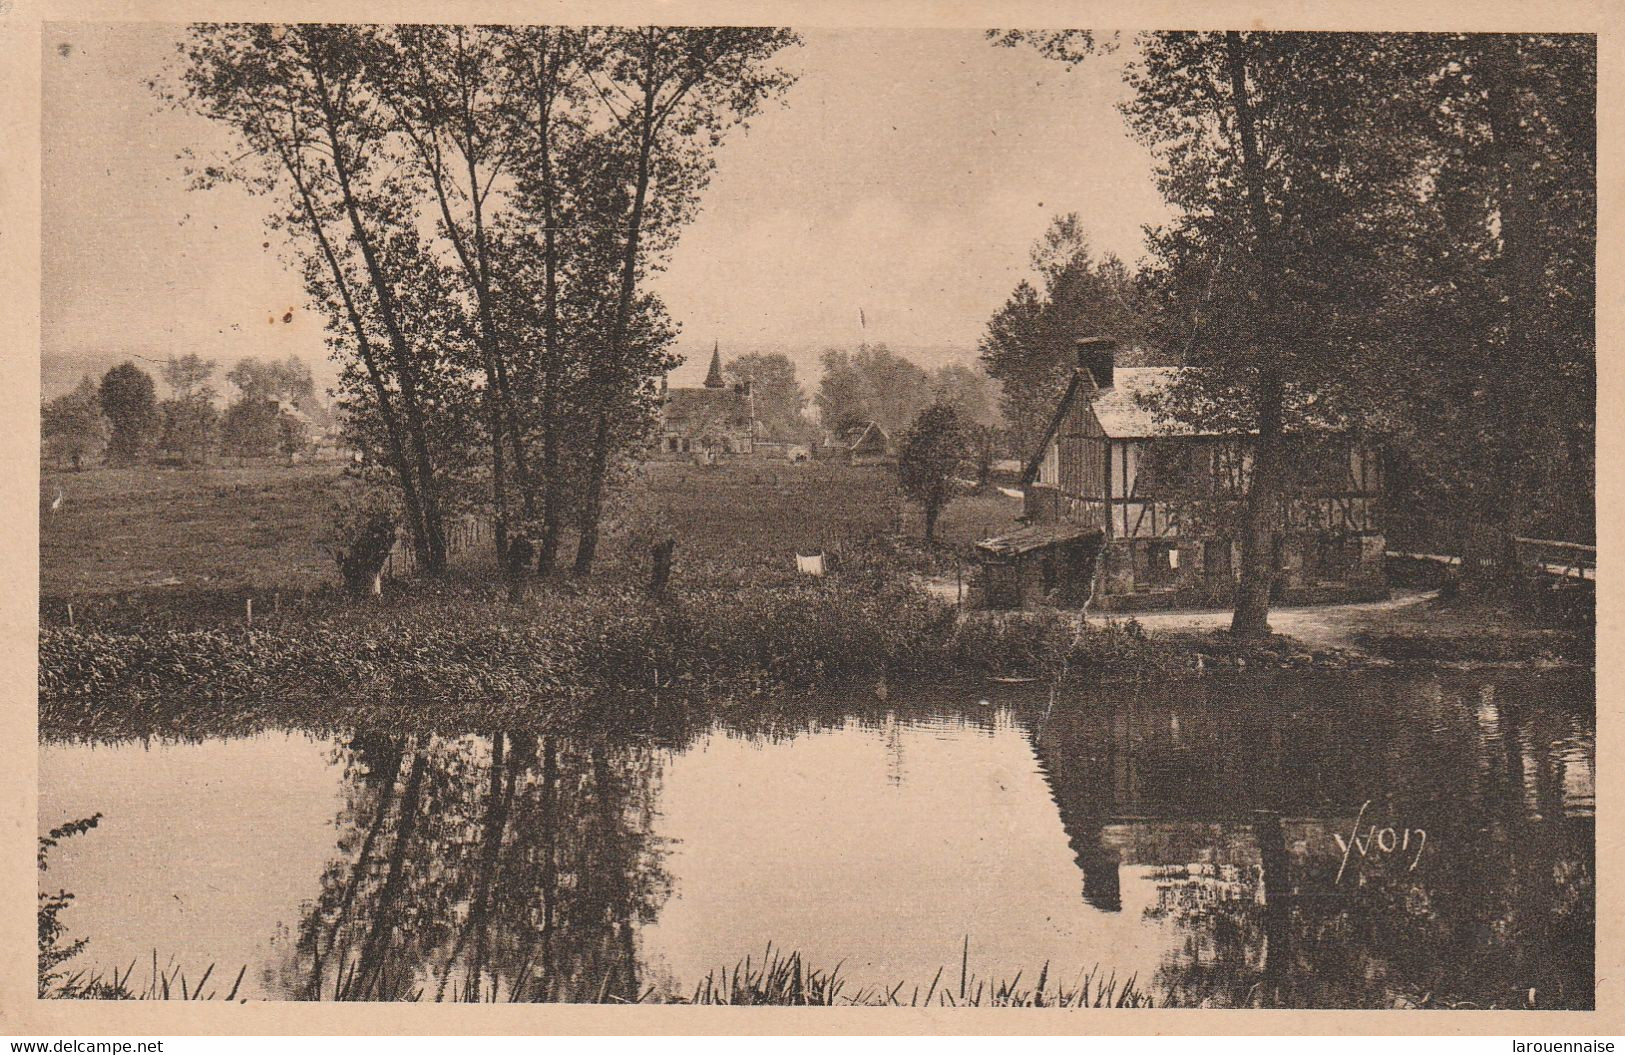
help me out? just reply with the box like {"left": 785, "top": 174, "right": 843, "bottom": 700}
{"left": 20, "top": 8, "right": 1599, "bottom": 1028}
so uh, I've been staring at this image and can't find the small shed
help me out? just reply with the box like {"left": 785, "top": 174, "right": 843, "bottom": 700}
{"left": 845, "top": 421, "right": 892, "bottom": 465}
{"left": 974, "top": 523, "right": 1106, "bottom": 610}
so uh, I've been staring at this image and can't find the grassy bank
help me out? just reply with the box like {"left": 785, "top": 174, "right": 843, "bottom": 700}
{"left": 39, "top": 460, "right": 1589, "bottom": 735}
{"left": 1347, "top": 595, "right": 1594, "bottom": 666}
{"left": 43, "top": 561, "right": 1421, "bottom": 738}
{"left": 34, "top": 570, "right": 1146, "bottom": 734}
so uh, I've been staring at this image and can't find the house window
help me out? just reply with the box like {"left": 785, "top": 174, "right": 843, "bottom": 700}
{"left": 667, "top": 437, "right": 679, "bottom": 452}
{"left": 1131, "top": 540, "right": 1180, "bottom": 591}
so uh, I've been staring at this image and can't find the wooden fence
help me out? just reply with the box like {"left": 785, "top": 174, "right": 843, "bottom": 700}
{"left": 1511, "top": 536, "right": 1596, "bottom": 584}
{"left": 1388, "top": 534, "right": 1594, "bottom": 583}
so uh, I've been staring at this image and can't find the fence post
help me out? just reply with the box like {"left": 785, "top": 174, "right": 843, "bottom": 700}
{"left": 66, "top": 603, "right": 74, "bottom": 628}
{"left": 246, "top": 597, "right": 253, "bottom": 627}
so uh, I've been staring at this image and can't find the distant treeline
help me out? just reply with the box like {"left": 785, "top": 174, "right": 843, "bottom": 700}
{"left": 41, "top": 354, "right": 338, "bottom": 470}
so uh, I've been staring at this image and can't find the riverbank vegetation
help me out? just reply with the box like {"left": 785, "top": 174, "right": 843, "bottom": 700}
{"left": 39, "top": 461, "right": 1589, "bottom": 737}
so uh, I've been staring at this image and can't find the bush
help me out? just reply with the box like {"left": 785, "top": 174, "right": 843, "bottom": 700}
{"left": 322, "top": 485, "right": 399, "bottom": 596}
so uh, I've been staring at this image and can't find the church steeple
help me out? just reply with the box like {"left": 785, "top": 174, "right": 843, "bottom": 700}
{"left": 703, "top": 342, "right": 725, "bottom": 388}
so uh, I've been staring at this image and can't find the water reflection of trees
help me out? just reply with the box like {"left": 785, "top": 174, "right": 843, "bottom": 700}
{"left": 274, "top": 730, "right": 671, "bottom": 1002}
{"left": 256, "top": 693, "right": 1023, "bottom": 1002}
{"left": 1032, "top": 672, "right": 1594, "bottom": 1009}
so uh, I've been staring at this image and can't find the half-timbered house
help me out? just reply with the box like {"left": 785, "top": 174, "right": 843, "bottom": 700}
{"left": 976, "top": 338, "right": 1386, "bottom": 610}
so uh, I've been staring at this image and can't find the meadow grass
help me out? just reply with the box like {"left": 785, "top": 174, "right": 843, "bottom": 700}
{"left": 42, "top": 942, "right": 1153, "bottom": 1007}
{"left": 685, "top": 941, "right": 1155, "bottom": 1008}
{"left": 42, "top": 462, "right": 344, "bottom": 600}
{"left": 43, "top": 956, "right": 249, "bottom": 1002}
{"left": 39, "top": 459, "right": 1019, "bottom": 626}
{"left": 627, "top": 460, "right": 1017, "bottom": 585}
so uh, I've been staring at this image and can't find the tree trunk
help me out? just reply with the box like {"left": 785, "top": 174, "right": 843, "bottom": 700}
{"left": 406, "top": 44, "right": 517, "bottom": 580}
{"left": 506, "top": 536, "right": 535, "bottom": 602}
{"left": 648, "top": 537, "right": 675, "bottom": 598}
{"left": 1232, "top": 391, "right": 1285, "bottom": 635}
{"left": 308, "top": 42, "right": 448, "bottom": 573}
{"left": 573, "top": 39, "right": 657, "bottom": 578}
{"left": 1224, "top": 30, "right": 1287, "bottom": 637}
{"left": 269, "top": 107, "right": 436, "bottom": 573}
{"left": 536, "top": 38, "right": 565, "bottom": 580}
{"left": 1478, "top": 34, "right": 1540, "bottom": 576}
{"left": 573, "top": 414, "right": 611, "bottom": 577}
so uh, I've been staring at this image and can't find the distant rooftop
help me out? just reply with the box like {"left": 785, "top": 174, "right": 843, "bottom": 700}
{"left": 663, "top": 385, "right": 751, "bottom": 424}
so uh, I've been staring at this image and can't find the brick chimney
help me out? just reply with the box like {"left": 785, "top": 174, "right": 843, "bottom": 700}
{"left": 1076, "top": 336, "right": 1118, "bottom": 389}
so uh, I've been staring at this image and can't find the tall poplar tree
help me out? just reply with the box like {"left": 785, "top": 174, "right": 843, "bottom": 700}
{"left": 569, "top": 27, "right": 801, "bottom": 577}
{"left": 165, "top": 24, "right": 454, "bottom": 570}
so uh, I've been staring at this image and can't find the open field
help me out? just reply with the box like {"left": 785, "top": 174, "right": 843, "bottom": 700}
{"left": 41, "top": 464, "right": 345, "bottom": 599}
{"left": 624, "top": 460, "right": 1021, "bottom": 585}
{"left": 40, "top": 459, "right": 1024, "bottom": 608}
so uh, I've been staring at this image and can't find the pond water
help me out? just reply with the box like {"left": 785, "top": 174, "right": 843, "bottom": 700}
{"left": 39, "top": 669, "right": 1594, "bottom": 1008}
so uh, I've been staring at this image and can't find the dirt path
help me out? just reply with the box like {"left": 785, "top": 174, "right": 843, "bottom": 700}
{"left": 1104, "top": 589, "right": 1438, "bottom": 652}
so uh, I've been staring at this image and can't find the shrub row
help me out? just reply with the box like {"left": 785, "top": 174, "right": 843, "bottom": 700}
{"left": 41, "top": 571, "right": 1242, "bottom": 732}
{"left": 39, "top": 576, "right": 926, "bottom": 721}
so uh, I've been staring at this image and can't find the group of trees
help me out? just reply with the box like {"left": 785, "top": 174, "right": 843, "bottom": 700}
{"left": 42, "top": 377, "right": 111, "bottom": 472}
{"left": 985, "top": 31, "right": 1594, "bottom": 632}
{"left": 721, "top": 352, "right": 807, "bottom": 440}
{"left": 41, "top": 354, "right": 320, "bottom": 469}
{"left": 978, "top": 215, "right": 1152, "bottom": 456}
{"left": 162, "top": 25, "right": 801, "bottom": 590}
{"left": 814, "top": 343, "right": 1001, "bottom": 439}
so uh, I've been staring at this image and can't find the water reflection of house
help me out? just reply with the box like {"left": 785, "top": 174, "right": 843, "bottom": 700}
{"left": 1023, "top": 673, "right": 1595, "bottom": 1007}
{"left": 1024, "top": 680, "right": 1382, "bottom": 914}
{"left": 976, "top": 337, "right": 1387, "bottom": 610}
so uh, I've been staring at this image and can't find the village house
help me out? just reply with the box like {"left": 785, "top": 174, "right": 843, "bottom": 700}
{"left": 975, "top": 338, "right": 1386, "bottom": 611}
{"left": 656, "top": 344, "right": 759, "bottom": 462}
{"left": 819, "top": 420, "right": 892, "bottom": 465}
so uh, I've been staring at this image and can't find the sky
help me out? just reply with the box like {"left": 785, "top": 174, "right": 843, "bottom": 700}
{"left": 41, "top": 23, "right": 1171, "bottom": 394}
